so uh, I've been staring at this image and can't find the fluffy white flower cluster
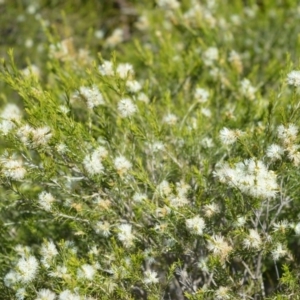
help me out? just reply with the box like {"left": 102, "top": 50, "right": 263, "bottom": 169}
{"left": 105, "top": 28, "right": 124, "bottom": 48}
{"left": 194, "top": 87, "right": 209, "bottom": 103}
{"left": 214, "top": 158, "right": 278, "bottom": 198}
{"left": 117, "top": 98, "right": 137, "bottom": 118}
{"left": 219, "top": 127, "right": 244, "bottom": 145}
{"left": 186, "top": 215, "right": 206, "bottom": 235}
{"left": 156, "top": 180, "right": 191, "bottom": 208}
{"left": 287, "top": 70, "right": 300, "bottom": 87}
{"left": 40, "top": 240, "right": 58, "bottom": 268}
{"left": 207, "top": 235, "right": 232, "bottom": 260}
{"left": 99, "top": 61, "right": 135, "bottom": 79}
{"left": 203, "top": 47, "right": 219, "bottom": 66}
{"left": 156, "top": 0, "right": 180, "bottom": 10}
{"left": 75, "top": 85, "right": 105, "bottom": 109}
{"left": 83, "top": 146, "right": 108, "bottom": 176}
{"left": 240, "top": 78, "right": 256, "bottom": 100}
{"left": 77, "top": 264, "right": 96, "bottom": 280}
{"left": 277, "top": 123, "right": 298, "bottom": 145}
{"left": 35, "top": 289, "right": 56, "bottom": 300}
{"left": 144, "top": 270, "right": 159, "bottom": 284}
{"left": 114, "top": 155, "right": 132, "bottom": 176}
{"left": 0, "top": 155, "right": 26, "bottom": 180}
{"left": 38, "top": 191, "right": 56, "bottom": 211}
{"left": 118, "top": 224, "right": 135, "bottom": 248}
{"left": 17, "top": 125, "right": 52, "bottom": 147}
{"left": 274, "top": 124, "right": 300, "bottom": 165}
{"left": 163, "top": 113, "right": 178, "bottom": 125}
{"left": 4, "top": 255, "right": 39, "bottom": 286}
{"left": 266, "top": 144, "right": 284, "bottom": 160}
{"left": 126, "top": 80, "right": 142, "bottom": 93}
{"left": 0, "top": 103, "right": 22, "bottom": 134}
{"left": 243, "top": 229, "right": 262, "bottom": 250}
{"left": 94, "top": 221, "right": 111, "bottom": 237}
{"left": 228, "top": 50, "right": 243, "bottom": 73}
{"left": 116, "top": 63, "right": 134, "bottom": 79}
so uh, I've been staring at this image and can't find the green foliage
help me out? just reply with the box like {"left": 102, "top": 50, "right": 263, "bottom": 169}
{"left": 2, "top": 0, "right": 300, "bottom": 299}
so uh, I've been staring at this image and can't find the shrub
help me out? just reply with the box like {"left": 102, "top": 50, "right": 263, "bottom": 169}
{"left": 1, "top": 0, "right": 300, "bottom": 299}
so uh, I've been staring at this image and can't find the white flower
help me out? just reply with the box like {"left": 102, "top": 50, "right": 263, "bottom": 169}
{"left": 286, "top": 144, "right": 300, "bottom": 166}
{"left": 22, "top": 64, "right": 40, "bottom": 77}
{"left": 228, "top": 50, "right": 243, "bottom": 73}
{"left": 186, "top": 216, "right": 205, "bottom": 235}
{"left": 94, "top": 29, "right": 104, "bottom": 39}
{"left": 17, "top": 125, "right": 52, "bottom": 147}
{"left": 207, "top": 235, "right": 232, "bottom": 260}
{"left": 32, "top": 126, "right": 52, "bottom": 146}
{"left": 15, "top": 245, "right": 31, "bottom": 256}
{"left": 148, "top": 141, "right": 165, "bottom": 152}
{"left": 243, "top": 229, "right": 262, "bottom": 250}
{"left": 40, "top": 240, "right": 58, "bottom": 268}
{"left": 114, "top": 155, "right": 132, "bottom": 175}
{"left": 118, "top": 224, "right": 135, "bottom": 247}
{"left": 266, "top": 144, "right": 284, "bottom": 160}
{"left": 105, "top": 28, "right": 123, "bottom": 48}
{"left": 0, "top": 103, "right": 22, "bottom": 134}
{"left": 215, "top": 286, "right": 230, "bottom": 300}
{"left": 169, "top": 195, "right": 189, "bottom": 207}
{"left": 271, "top": 243, "right": 287, "bottom": 261}
{"left": 234, "top": 216, "right": 246, "bottom": 227}
{"left": 77, "top": 264, "right": 96, "bottom": 280}
{"left": 214, "top": 158, "right": 278, "bottom": 199}
{"left": 16, "top": 255, "right": 39, "bottom": 283}
{"left": 144, "top": 270, "right": 159, "bottom": 284}
{"left": 4, "top": 270, "right": 19, "bottom": 287}
{"left": 176, "top": 180, "right": 190, "bottom": 196}
{"left": 94, "top": 221, "right": 111, "bottom": 237}
{"left": 118, "top": 98, "right": 137, "bottom": 118}
{"left": 240, "top": 78, "right": 256, "bottom": 100}
{"left": 135, "top": 15, "right": 149, "bottom": 31}
{"left": 98, "top": 60, "right": 114, "bottom": 76}
{"left": 16, "top": 288, "right": 27, "bottom": 300}
{"left": 194, "top": 88, "right": 209, "bottom": 103}
{"left": 203, "top": 47, "right": 219, "bottom": 66}
{"left": 203, "top": 203, "right": 220, "bottom": 218}
{"left": 116, "top": 63, "right": 134, "bottom": 79}
{"left": 197, "top": 257, "right": 209, "bottom": 273}
{"left": 78, "top": 85, "right": 105, "bottom": 108}
{"left": 38, "top": 191, "right": 56, "bottom": 211}
{"left": 35, "top": 289, "right": 56, "bottom": 300}
{"left": 48, "top": 265, "right": 69, "bottom": 278}
{"left": 201, "top": 137, "right": 214, "bottom": 148}
{"left": 59, "top": 105, "right": 69, "bottom": 114}
{"left": 58, "top": 290, "right": 80, "bottom": 300}
{"left": 133, "top": 192, "right": 147, "bottom": 202}
{"left": 277, "top": 124, "right": 298, "bottom": 144}
{"left": 83, "top": 146, "right": 108, "bottom": 176}
{"left": 157, "top": 180, "right": 172, "bottom": 196}
{"left": 56, "top": 143, "right": 68, "bottom": 154}
{"left": 294, "top": 222, "right": 300, "bottom": 235}
{"left": 17, "top": 124, "right": 33, "bottom": 144}
{"left": 156, "top": 0, "right": 180, "bottom": 10}
{"left": 126, "top": 80, "right": 142, "bottom": 93}
{"left": 273, "top": 220, "right": 289, "bottom": 233}
{"left": 219, "top": 127, "right": 242, "bottom": 145}
{"left": 1, "top": 156, "right": 26, "bottom": 180}
{"left": 287, "top": 70, "right": 300, "bottom": 87}
{"left": 137, "top": 92, "right": 149, "bottom": 103}
{"left": 201, "top": 107, "right": 212, "bottom": 117}
{"left": 163, "top": 113, "right": 178, "bottom": 125}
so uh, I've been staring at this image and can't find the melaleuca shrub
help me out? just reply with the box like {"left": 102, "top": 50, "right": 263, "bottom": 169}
{"left": 2, "top": 1, "right": 300, "bottom": 299}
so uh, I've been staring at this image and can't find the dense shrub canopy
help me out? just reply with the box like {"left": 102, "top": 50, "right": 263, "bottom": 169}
{"left": 1, "top": 0, "right": 300, "bottom": 299}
